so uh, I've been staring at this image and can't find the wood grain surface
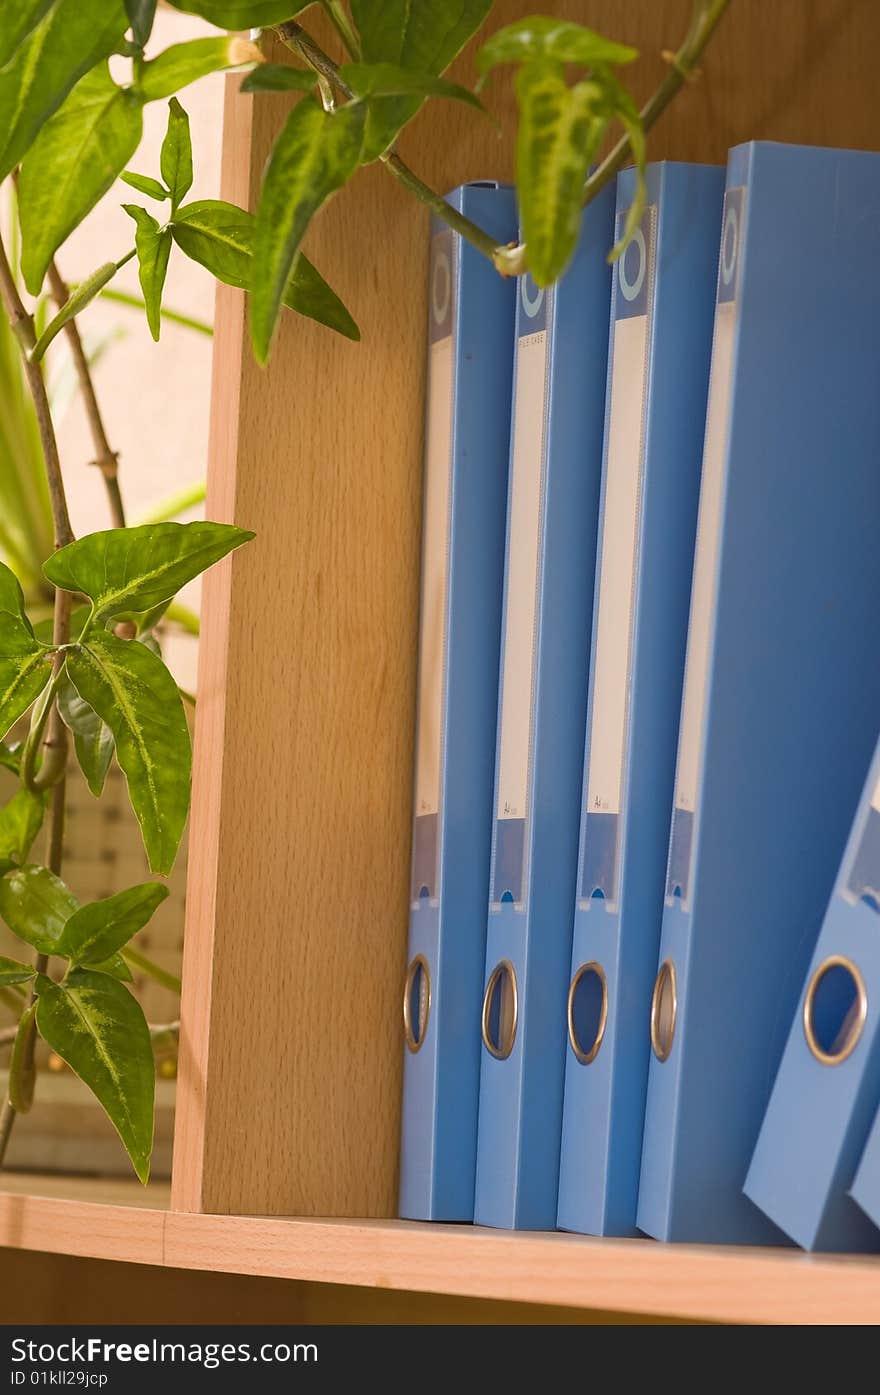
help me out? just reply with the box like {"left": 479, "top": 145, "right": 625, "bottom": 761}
{"left": 172, "top": 0, "right": 880, "bottom": 1218}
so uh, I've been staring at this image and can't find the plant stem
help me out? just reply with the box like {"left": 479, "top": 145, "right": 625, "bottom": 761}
{"left": 136, "top": 480, "right": 206, "bottom": 525}
{"left": 122, "top": 946, "right": 182, "bottom": 996}
{"left": 0, "top": 230, "right": 75, "bottom": 1168}
{"left": 582, "top": 0, "right": 731, "bottom": 212}
{"left": 47, "top": 260, "right": 126, "bottom": 529}
{"left": 275, "top": 20, "right": 501, "bottom": 262}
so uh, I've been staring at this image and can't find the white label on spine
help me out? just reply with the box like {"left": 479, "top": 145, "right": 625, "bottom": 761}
{"left": 586, "top": 314, "right": 650, "bottom": 818}
{"left": 413, "top": 335, "right": 454, "bottom": 818}
{"left": 674, "top": 299, "right": 736, "bottom": 815}
{"left": 496, "top": 330, "right": 548, "bottom": 821}
{"left": 872, "top": 772, "right": 880, "bottom": 813}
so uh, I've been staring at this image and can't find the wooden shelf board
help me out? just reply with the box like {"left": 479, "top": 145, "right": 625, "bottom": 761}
{"left": 1, "top": 1174, "right": 879, "bottom": 1323}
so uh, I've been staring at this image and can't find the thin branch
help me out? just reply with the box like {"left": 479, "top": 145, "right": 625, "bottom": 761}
{"left": 47, "top": 260, "right": 125, "bottom": 529}
{"left": 274, "top": 21, "right": 501, "bottom": 263}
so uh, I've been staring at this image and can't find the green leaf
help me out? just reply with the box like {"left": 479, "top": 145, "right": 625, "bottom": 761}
{"left": 0, "top": 561, "right": 31, "bottom": 629}
{"left": 0, "top": 956, "right": 36, "bottom": 987}
{"left": 30, "top": 262, "right": 119, "bottom": 363}
{"left": 0, "top": 788, "right": 47, "bottom": 868}
{"left": 0, "top": 0, "right": 55, "bottom": 68}
{"left": 35, "top": 967, "right": 154, "bottom": 1183}
{"left": 9, "top": 1001, "right": 37, "bottom": 1113}
{"left": 350, "top": 0, "right": 491, "bottom": 160}
{"left": 0, "top": 614, "right": 53, "bottom": 742}
{"left": 57, "top": 677, "right": 114, "bottom": 798}
{"left": 125, "top": 0, "right": 158, "bottom": 47}
{"left": 56, "top": 882, "right": 169, "bottom": 966}
{"left": 44, "top": 520, "right": 254, "bottom": 620}
{"left": 476, "top": 16, "right": 638, "bottom": 79}
{"left": 137, "top": 36, "right": 263, "bottom": 101}
{"left": 18, "top": 62, "right": 144, "bottom": 295}
{"left": 172, "top": 199, "right": 359, "bottom": 340}
{"left": 65, "top": 632, "right": 191, "bottom": 874}
{"left": 0, "top": 0, "right": 128, "bottom": 182}
{"left": 515, "top": 61, "right": 609, "bottom": 286}
{"left": 121, "top": 171, "right": 169, "bottom": 201}
{"left": 251, "top": 99, "right": 364, "bottom": 362}
{"left": 166, "top": 0, "right": 315, "bottom": 24}
{"left": 90, "top": 953, "right": 134, "bottom": 982}
{"left": 339, "top": 61, "right": 485, "bottom": 113}
{"left": 160, "top": 98, "right": 193, "bottom": 213}
{"left": 123, "top": 206, "right": 172, "bottom": 342}
{"left": 240, "top": 64, "right": 318, "bottom": 94}
{"left": 0, "top": 743, "right": 23, "bottom": 776}
{"left": 0, "top": 864, "right": 78, "bottom": 954}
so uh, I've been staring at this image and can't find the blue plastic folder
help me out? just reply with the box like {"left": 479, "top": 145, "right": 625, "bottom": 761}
{"left": 746, "top": 735, "right": 880, "bottom": 1251}
{"left": 399, "top": 183, "right": 517, "bottom": 1222}
{"left": 851, "top": 1085, "right": 880, "bottom": 1235}
{"left": 557, "top": 163, "right": 723, "bottom": 1238}
{"left": 473, "top": 187, "right": 615, "bottom": 1231}
{"left": 637, "top": 142, "right": 880, "bottom": 1245}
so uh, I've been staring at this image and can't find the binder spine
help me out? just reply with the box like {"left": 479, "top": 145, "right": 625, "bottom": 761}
{"left": 746, "top": 739, "right": 880, "bottom": 1251}
{"left": 558, "top": 163, "right": 723, "bottom": 1237}
{"left": 399, "top": 184, "right": 517, "bottom": 1222}
{"left": 637, "top": 174, "right": 745, "bottom": 1242}
{"left": 475, "top": 186, "right": 615, "bottom": 1230}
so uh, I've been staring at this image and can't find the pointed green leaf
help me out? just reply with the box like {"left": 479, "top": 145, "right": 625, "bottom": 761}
{"left": 0, "top": 560, "right": 31, "bottom": 628}
{"left": 0, "top": 0, "right": 128, "bottom": 182}
{"left": 35, "top": 967, "right": 154, "bottom": 1183}
{"left": 123, "top": 206, "right": 172, "bottom": 342}
{"left": 0, "top": 788, "right": 47, "bottom": 867}
{"left": 166, "top": 0, "right": 315, "bottom": 24}
{"left": 44, "top": 521, "right": 254, "bottom": 619}
{"left": 515, "top": 62, "right": 609, "bottom": 286}
{"left": 121, "top": 171, "right": 170, "bottom": 201}
{"left": 137, "top": 35, "right": 262, "bottom": 102}
{"left": 0, "top": 614, "right": 53, "bottom": 742}
{"left": 18, "top": 63, "right": 144, "bottom": 295}
{"left": 350, "top": 0, "right": 491, "bottom": 160}
{"left": 9, "top": 1001, "right": 37, "bottom": 1113}
{"left": 0, "top": 956, "right": 36, "bottom": 987}
{"left": 172, "top": 199, "right": 359, "bottom": 340}
{"left": 90, "top": 953, "right": 134, "bottom": 982}
{"left": 0, "top": 864, "right": 78, "bottom": 954}
{"left": 56, "top": 882, "right": 169, "bottom": 966}
{"left": 58, "top": 677, "right": 114, "bottom": 798}
{"left": 160, "top": 98, "right": 193, "bottom": 213}
{"left": 30, "top": 262, "right": 119, "bottom": 363}
{"left": 339, "top": 62, "right": 485, "bottom": 113}
{"left": 240, "top": 64, "right": 318, "bottom": 94}
{"left": 65, "top": 632, "right": 191, "bottom": 874}
{"left": 251, "top": 98, "right": 364, "bottom": 362}
{"left": 476, "top": 16, "right": 638, "bottom": 79}
{"left": 125, "top": 0, "right": 158, "bottom": 47}
{"left": 0, "top": 0, "right": 55, "bottom": 69}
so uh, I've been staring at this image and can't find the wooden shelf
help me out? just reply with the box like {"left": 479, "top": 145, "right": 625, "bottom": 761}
{"left": 2, "top": 1175, "right": 879, "bottom": 1324}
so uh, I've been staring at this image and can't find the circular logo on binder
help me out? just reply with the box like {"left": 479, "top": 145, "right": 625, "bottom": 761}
{"left": 618, "top": 226, "right": 647, "bottom": 302}
{"left": 721, "top": 203, "right": 739, "bottom": 287}
{"left": 520, "top": 273, "right": 544, "bottom": 319}
{"left": 431, "top": 249, "right": 451, "bottom": 326}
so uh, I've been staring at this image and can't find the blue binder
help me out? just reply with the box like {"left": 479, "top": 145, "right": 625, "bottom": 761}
{"left": 851, "top": 1085, "right": 880, "bottom": 1235}
{"left": 557, "top": 162, "right": 723, "bottom": 1238}
{"left": 473, "top": 186, "right": 615, "bottom": 1231}
{"left": 399, "top": 182, "right": 517, "bottom": 1222}
{"left": 636, "top": 141, "right": 880, "bottom": 1245}
{"left": 746, "top": 736, "right": 880, "bottom": 1250}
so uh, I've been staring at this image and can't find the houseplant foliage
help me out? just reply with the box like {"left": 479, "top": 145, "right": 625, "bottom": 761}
{"left": 0, "top": 0, "right": 728, "bottom": 1182}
